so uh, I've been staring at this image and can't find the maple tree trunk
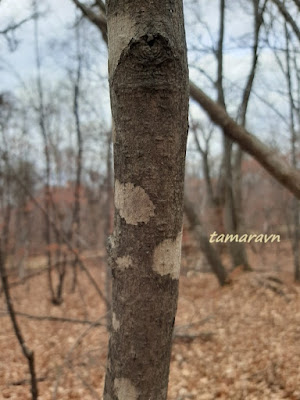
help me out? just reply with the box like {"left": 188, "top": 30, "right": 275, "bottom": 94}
{"left": 103, "top": 1, "right": 189, "bottom": 399}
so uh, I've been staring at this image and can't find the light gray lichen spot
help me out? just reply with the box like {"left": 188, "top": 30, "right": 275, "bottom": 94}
{"left": 114, "top": 378, "right": 138, "bottom": 400}
{"left": 152, "top": 231, "right": 182, "bottom": 279}
{"left": 115, "top": 180, "right": 155, "bottom": 225}
{"left": 116, "top": 255, "right": 133, "bottom": 271}
{"left": 103, "top": 393, "right": 113, "bottom": 400}
{"left": 112, "top": 312, "right": 120, "bottom": 331}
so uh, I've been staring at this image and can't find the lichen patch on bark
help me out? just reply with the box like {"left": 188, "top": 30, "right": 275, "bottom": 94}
{"left": 114, "top": 378, "right": 139, "bottom": 400}
{"left": 116, "top": 255, "right": 133, "bottom": 271}
{"left": 115, "top": 180, "right": 155, "bottom": 225}
{"left": 152, "top": 231, "right": 182, "bottom": 279}
{"left": 112, "top": 312, "right": 121, "bottom": 331}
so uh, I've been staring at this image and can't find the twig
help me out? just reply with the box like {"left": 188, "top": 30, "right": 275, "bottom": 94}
{"left": 72, "top": 369, "right": 102, "bottom": 400}
{"left": 173, "top": 331, "right": 215, "bottom": 343}
{"left": 0, "top": 309, "right": 107, "bottom": 326}
{"left": 9, "top": 375, "right": 47, "bottom": 386}
{"left": 7, "top": 253, "right": 105, "bottom": 290}
{"left": 174, "top": 316, "right": 214, "bottom": 333}
{"left": 0, "top": 15, "right": 34, "bottom": 35}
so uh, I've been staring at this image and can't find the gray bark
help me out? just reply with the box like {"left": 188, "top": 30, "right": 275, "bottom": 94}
{"left": 103, "top": 1, "right": 189, "bottom": 399}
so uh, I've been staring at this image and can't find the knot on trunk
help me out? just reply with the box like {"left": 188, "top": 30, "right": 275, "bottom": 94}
{"left": 129, "top": 34, "right": 173, "bottom": 66}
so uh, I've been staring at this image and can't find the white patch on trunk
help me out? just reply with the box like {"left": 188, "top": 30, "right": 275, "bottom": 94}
{"left": 112, "top": 312, "right": 120, "bottom": 331}
{"left": 115, "top": 180, "right": 155, "bottom": 225}
{"left": 107, "top": 15, "right": 135, "bottom": 77}
{"left": 106, "top": 357, "right": 111, "bottom": 371}
{"left": 116, "top": 255, "right": 133, "bottom": 271}
{"left": 114, "top": 378, "right": 138, "bottom": 400}
{"left": 152, "top": 231, "right": 182, "bottom": 279}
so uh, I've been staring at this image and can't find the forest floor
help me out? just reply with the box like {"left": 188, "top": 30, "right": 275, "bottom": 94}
{"left": 1, "top": 241, "right": 300, "bottom": 400}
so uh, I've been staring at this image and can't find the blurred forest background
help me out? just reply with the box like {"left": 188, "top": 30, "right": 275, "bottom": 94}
{"left": 0, "top": 0, "right": 300, "bottom": 399}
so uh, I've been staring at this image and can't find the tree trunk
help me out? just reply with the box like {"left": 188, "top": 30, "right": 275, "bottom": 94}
{"left": 103, "top": 1, "right": 189, "bottom": 399}
{"left": 215, "top": 0, "right": 250, "bottom": 270}
{"left": 184, "top": 197, "right": 229, "bottom": 286}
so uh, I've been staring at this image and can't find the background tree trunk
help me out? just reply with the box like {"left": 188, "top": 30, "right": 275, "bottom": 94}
{"left": 104, "top": 1, "right": 189, "bottom": 399}
{"left": 184, "top": 197, "right": 229, "bottom": 286}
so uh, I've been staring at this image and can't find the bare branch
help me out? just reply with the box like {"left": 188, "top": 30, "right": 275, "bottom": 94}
{"left": 270, "top": 0, "right": 300, "bottom": 42}
{"left": 0, "top": 15, "right": 33, "bottom": 35}
{"left": 189, "top": 81, "right": 300, "bottom": 199}
{"left": 52, "top": 314, "right": 105, "bottom": 400}
{"left": 72, "top": 0, "right": 107, "bottom": 42}
{"left": 94, "top": 0, "right": 106, "bottom": 14}
{"left": 0, "top": 309, "right": 107, "bottom": 326}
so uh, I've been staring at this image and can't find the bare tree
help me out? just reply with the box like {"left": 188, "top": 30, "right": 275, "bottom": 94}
{"left": 233, "top": 0, "right": 267, "bottom": 266}
{"left": 33, "top": 1, "right": 57, "bottom": 303}
{"left": 103, "top": 0, "right": 189, "bottom": 398}
{"left": 214, "top": 0, "right": 250, "bottom": 270}
{"left": 70, "top": 16, "right": 84, "bottom": 292}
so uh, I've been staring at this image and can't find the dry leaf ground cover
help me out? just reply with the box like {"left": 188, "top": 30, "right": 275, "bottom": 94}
{"left": 1, "top": 242, "right": 300, "bottom": 399}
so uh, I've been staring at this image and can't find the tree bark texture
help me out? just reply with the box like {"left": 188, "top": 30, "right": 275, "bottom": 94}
{"left": 104, "top": 1, "right": 189, "bottom": 399}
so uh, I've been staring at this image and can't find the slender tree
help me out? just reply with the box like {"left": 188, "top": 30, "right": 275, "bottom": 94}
{"left": 184, "top": 197, "right": 229, "bottom": 286}
{"left": 103, "top": 1, "right": 189, "bottom": 398}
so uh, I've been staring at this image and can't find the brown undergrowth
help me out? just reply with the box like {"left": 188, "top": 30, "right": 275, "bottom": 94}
{"left": 1, "top": 246, "right": 300, "bottom": 399}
